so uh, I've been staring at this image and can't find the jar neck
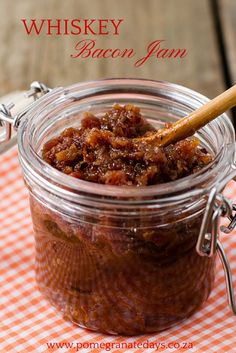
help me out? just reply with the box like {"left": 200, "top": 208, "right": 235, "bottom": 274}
{"left": 18, "top": 78, "right": 235, "bottom": 214}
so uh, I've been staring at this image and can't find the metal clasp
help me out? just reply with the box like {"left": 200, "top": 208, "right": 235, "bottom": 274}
{"left": 0, "top": 81, "right": 50, "bottom": 143}
{"left": 196, "top": 167, "right": 236, "bottom": 314}
{"left": 196, "top": 168, "right": 236, "bottom": 257}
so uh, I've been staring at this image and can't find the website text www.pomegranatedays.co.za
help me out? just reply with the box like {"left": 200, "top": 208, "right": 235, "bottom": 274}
{"left": 46, "top": 340, "right": 194, "bottom": 351}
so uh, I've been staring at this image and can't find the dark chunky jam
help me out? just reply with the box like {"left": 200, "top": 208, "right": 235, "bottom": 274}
{"left": 42, "top": 104, "right": 212, "bottom": 186}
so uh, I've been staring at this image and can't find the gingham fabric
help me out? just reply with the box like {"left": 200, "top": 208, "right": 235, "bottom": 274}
{"left": 1, "top": 147, "right": 236, "bottom": 353}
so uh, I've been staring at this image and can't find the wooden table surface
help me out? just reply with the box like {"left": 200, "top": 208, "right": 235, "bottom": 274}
{"left": 0, "top": 0, "right": 235, "bottom": 123}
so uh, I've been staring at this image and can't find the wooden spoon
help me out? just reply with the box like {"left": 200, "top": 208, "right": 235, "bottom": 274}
{"left": 135, "top": 84, "right": 236, "bottom": 146}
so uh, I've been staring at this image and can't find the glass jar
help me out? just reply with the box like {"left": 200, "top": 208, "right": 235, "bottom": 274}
{"left": 3, "top": 79, "right": 236, "bottom": 335}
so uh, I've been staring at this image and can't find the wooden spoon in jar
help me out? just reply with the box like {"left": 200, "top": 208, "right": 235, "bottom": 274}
{"left": 135, "top": 84, "right": 236, "bottom": 146}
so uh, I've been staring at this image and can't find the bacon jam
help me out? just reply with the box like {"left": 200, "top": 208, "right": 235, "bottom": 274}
{"left": 42, "top": 105, "right": 212, "bottom": 186}
{"left": 31, "top": 104, "right": 214, "bottom": 335}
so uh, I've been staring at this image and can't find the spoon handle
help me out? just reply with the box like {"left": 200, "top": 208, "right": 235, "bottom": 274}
{"left": 146, "top": 84, "right": 236, "bottom": 146}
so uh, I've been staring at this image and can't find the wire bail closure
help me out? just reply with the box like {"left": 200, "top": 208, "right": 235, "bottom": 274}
{"left": 0, "top": 81, "right": 50, "bottom": 143}
{"left": 196, "top": 167, "right": 236, "bottom": 314}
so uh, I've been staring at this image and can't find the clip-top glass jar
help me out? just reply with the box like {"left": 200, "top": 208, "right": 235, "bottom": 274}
{"left": 1, "top": 79, "right": 236, "bottom": 335}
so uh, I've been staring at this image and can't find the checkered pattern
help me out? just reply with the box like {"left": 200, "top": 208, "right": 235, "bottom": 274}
{"left": 1, "top": 147, "right": 236, "bottom": 353}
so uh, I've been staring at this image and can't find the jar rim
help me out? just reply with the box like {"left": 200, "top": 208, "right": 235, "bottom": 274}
{"left": 18, "top": 78, "right": 235, "bottom": 205}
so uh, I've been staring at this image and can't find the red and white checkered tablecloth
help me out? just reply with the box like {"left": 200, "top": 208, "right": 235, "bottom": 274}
{"left": 1, "top": 146, "right": 236, "bottom": 353}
